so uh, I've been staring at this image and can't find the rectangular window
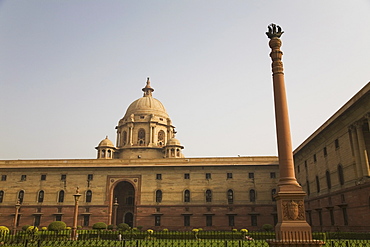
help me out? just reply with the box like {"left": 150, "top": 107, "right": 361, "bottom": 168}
{"left": 41, "top": 175, "right": 46, "bottom": 181}
{"left": 329, "top": 209, "right": 335, "bottom": 226}
{"left": 206, "top": 215, "right": 212, "bottom": 227}
{"left": 228, "top": 215, "right": 235, "bottom": 227}
{"left": 155, "top": 215, "right": 161, "bottom": 226}
{"left": 156, "top": 174, "right": 162, "bottom": 180}
{"left": 297, "top": 165, "right": 300, "bottom": 173}
{"left": 251, "top": 215, "right": 257, "bottom": 226}
{"left": 227, "top": 173, "right": 233, "bottom": 179}
{"left": 21, "top": 175, "right": 27, "bottom": 181}
{"left": 335, "top": 139, "right": 339, "bottom": 149}
{"left": 323, "top": 147, "right": 327, "bottom": 157}
{"left": 184, "top": 173, "right": 190, "bottom": 179}
{"left": 55, "top": 215, "right": 62, "bottom": 221}
{"left": 61, "top": 174, "right": 67, "bottom": 181}
{"left": 34, "top": 215, "right": 41, "bottom": 226}
{"left": 205, "top": 173, "right": 211, "bottom": 179}
{"left": 270, "top": 172, "right": 276, "bottom": 178}
{"left": 1, "top": 175, "right": 6, "bottom": 181}
{"left": 318, "top": 210, "right": 323, "bottom": 226}
{"left": 342, "top": 208, "right": 348, "bottom": 225}
{"left": 313, "top": 154, "right": 317, "bottom": 162}
{"left": 248, "top": 173, "right": 254, "bottom": 179}
{"left": 184, "top": 215, "right": 190, "bottom": 226}
{"left": 307, "top": 211, "right": 312, "bottom": 226}
{"left": 87, "top": 174, "right": 93, "bottom": 181}
{"left": 83, "top": 215, "right": 90, "bottom": 226}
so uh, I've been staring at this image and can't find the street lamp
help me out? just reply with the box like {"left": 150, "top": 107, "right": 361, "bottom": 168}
{"left": 13, "top": 200, "right": 21, "bottom": 235}
{"left": 72, "top": 187, "right": 81, "bottom": 240}
{"left": 113, "top": 198, "right": 119, "bottom": 227}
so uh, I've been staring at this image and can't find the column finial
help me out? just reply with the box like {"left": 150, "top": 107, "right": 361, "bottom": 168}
{"left": 266, "top": 23, "right": 284, "bottom": 39}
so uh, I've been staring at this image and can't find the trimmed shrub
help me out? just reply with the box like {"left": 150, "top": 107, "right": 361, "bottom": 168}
{"left": 48, "top": 221, "right": 67, "bottom": 231}
{"left": 92, "top": 222, "right": 107, "bottom": 230}
{"left": 107, "top": 224, "right": 116, "bottom": 230}
{"left": 262, "top": 224, "right": 273, "bottom": 231}
{"left": 22, "top": 225, "right": 31, "bottom": 231}
{"left": 117, "top": 223, "right": 130, "bottom": 231}
{"left": 0, "top": 226, "right": 9, "bottom": 237}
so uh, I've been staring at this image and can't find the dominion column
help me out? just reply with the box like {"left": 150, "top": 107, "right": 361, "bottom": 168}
{"left": 266, "top": 24, "right": 323, "bottom": 246}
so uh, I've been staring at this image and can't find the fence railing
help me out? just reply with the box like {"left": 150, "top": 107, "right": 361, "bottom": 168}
{"left": 0, "top": 230, "right": 369, "bottom": 247}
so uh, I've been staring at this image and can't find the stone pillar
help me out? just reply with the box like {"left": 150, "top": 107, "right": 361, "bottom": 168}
{"left": 128, "top": 123, "right": 133, "bottom": 146}
{"left": 265, "top": 24, "right": 323, "bottom": 247}
{"left": 355, "top": 121, "right": 370, "bottom": 177}
{"left": 349, "top": 125, "right": 363, "bottom": 178}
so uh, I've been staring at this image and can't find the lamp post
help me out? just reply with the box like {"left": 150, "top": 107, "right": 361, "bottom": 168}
{"left": 13, "top": 200, "right": 21, "bottom": 235}
{"left": 113, "top": 198, "right": 119, "bottom": 227}
{"left": 72, "top": 187, "right": 81, "bottom": 240}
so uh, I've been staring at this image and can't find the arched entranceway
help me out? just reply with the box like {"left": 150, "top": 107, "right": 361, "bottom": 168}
{"left": 113, "top": 181, "right": 135, "bottom": 227}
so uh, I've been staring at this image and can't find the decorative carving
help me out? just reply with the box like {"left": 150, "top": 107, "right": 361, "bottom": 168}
{"left": 282, "top": 200, "right": 305, "bottom": 220}
{"left": 110, "top": 179, "right": 115, "bottom": 183}
{"left": 266, "top": 23, "right": 284, "bottom": 39}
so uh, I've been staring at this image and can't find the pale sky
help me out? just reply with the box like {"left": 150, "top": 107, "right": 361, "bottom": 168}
{"left": 0, "top": 1, "right": 369, "bottom": 160}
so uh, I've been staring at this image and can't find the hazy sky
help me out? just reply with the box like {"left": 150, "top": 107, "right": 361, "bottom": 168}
{"left": 1, "top": 1, "right": 369, "bottom": 160}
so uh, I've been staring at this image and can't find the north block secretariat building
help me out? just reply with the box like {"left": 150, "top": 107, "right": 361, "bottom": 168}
{"left": 0, "top": 79, "right": 369, "bottom": 231}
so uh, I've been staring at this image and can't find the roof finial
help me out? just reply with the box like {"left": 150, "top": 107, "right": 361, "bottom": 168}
{"left": 142, "top": 77, "right": 154, "bottom": 97}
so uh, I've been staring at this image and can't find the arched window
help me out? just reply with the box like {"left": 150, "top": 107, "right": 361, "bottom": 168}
{"left": 58, "top": 190, "right": 64, "bottom": 203}
{"left": 306, "top": 180, "right": 311, "bottom": 195}
{"left": 101, "top": 150, "right": 106, "bottom": 158}
{"left": 271, "top": 189, "right": 276, "bottom": 201}
{"left": 138, "top": 129, "right": 145, "bottom": 146}
{"left": 184, "top": 190, "right": 190, "bottom": 202}
{"left": 37, "top": 190, "right": 44, "bottom": 203}
{"left": 326, "top": 170, "right": 332, "bottom": 189}
{"left": 158, "top": 130, "right": 165, "bottom": 146}
{"left": 107, "top": 150, "right": 111, "bottom": 158}
{"left": 122, "top": 131, "right": 127, "bottom": 146}
{"left": 249, "top": 189, "right": 256, "bottom": 202}
{"left": 155, "top": 190, "right": 162, "bottom": 203}
{"left": 18, "top": 190, "right": 25, "bottom": 204}
{"left": 316, "top": 176, "right": 320, "bottom": 193}
{"left": 227, "top": 189, "right": 234, "bottom": 204}
{"left": 338, "top": 164, "right": 344, "bottom": 185}
{"left": 205, "top": 189, "right": 212, "bottom": 202}
{"left": 86, "top": 190, "right": 92, "bottom": 203}
{"left": 0, "top": 190, "right": 4, "bottom": 203}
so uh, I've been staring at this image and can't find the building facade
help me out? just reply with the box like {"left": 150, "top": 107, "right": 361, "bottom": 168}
{"left": 1, "top": 79, "right": 369, "bottom": 232}
{"left": 294, "top": 82, "right": 370, "bottom": 232}
{"left": 0, "top": 79, "right": 280, "bottom": 231}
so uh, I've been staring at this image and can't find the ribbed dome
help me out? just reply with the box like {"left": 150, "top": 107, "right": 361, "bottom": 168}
{"left": 98, "top": 136, "right": 114, "bottom": 147}
{"left": 124, "top": 96, "right": 169, "bottom": 119}
{"left": 123, "top": 77, "right": 169, "bottom": 119}
{"left": 168, "top": 137, "right": 181, "bottom": 146}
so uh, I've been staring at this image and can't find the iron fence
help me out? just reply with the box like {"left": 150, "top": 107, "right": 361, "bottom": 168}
{"left": 0, "top": 231, "right": 369, "bottom": 247}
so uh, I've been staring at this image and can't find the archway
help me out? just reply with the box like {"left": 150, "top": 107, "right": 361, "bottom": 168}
{"left": 113, "top": 181, "right": 135, "bottom": 227}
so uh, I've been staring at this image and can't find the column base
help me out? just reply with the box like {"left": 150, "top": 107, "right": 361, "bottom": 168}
{"left": 266, "top": 239, "right": 325, "bottom": 247}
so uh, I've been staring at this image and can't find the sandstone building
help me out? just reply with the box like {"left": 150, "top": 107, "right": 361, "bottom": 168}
{"left": 294, "top": 82, "right": 370, "bottom": 232}
{"left": 0, "top": 79, "right": 280, "bottom": 231}
{"left": 0, "top": 79, "right": 369, "bottom": 231}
